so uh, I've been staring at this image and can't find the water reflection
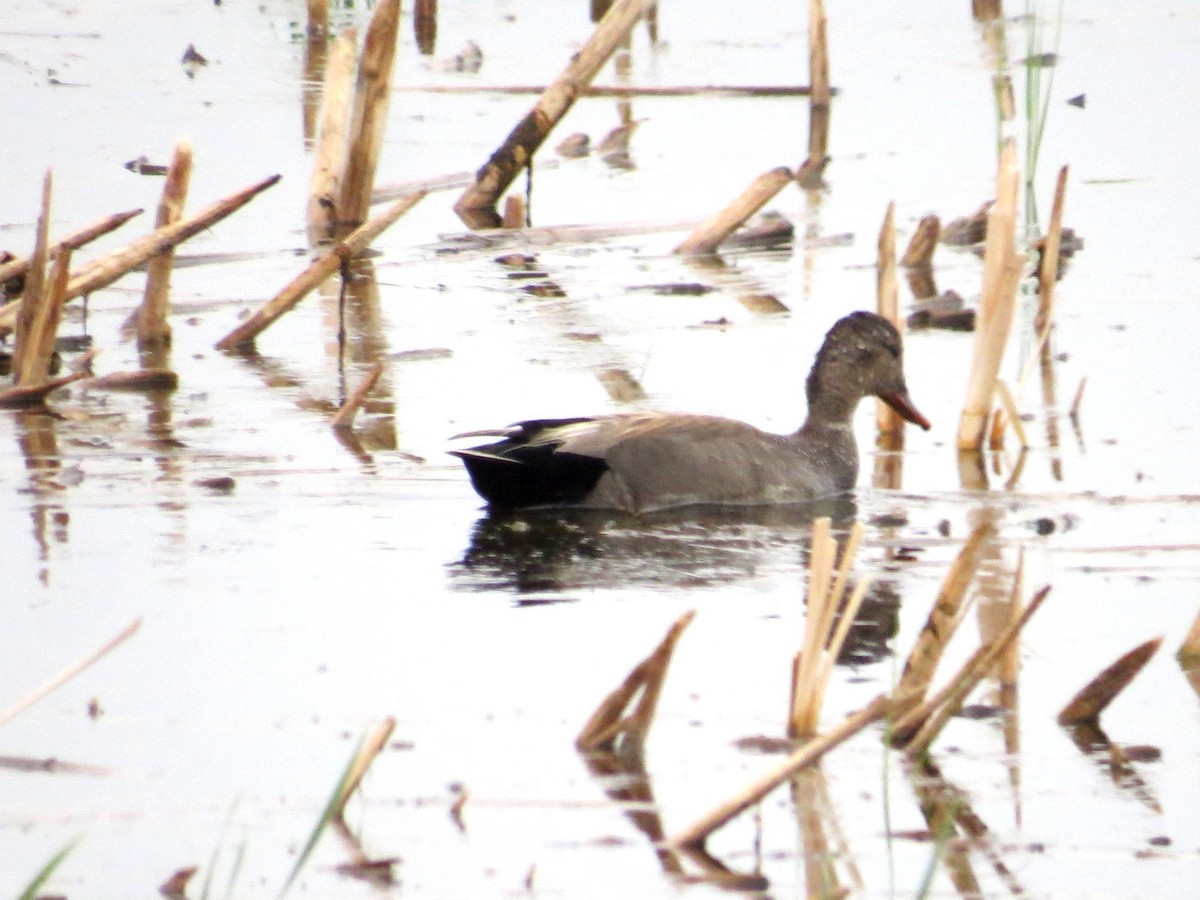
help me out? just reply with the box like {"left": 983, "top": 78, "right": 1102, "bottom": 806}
{"left": 449, "top": 499, "right": 856, "bottom": 593}
{"left": 14, "top": 407, "right": 69, "bottom": 583}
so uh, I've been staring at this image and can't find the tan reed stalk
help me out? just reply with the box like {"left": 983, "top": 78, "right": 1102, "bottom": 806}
{"left": 892, "top": 522, "right": 995, "bottom": 715}
{"left": 0, "top": 371, "right": 89, "bottom": 408}
{"left": 216, "top": 190, "right": 424, "bottom": 350}
{"left": 501, "top": 193, "right": 526, "bottom": 229}
{"left": 10, "top": 170, "right": 53, "bottom": 381}
{"left": 875, "top": 202, "right": 903, "bottom": 435}
{"left": 673, "top": 167, "right": 793, "bottom": 255}
{"left": 1177, "top": 611, "right": 1200, "bottom": 667}
{"left": 331, "top": 362, "right": 383, "bottom": 430}
{"left": 306, "top": 0, "right": 329, "bottom": 36}
{"left": 1035, "top": 165, "right": 1069, "bottom": 334}
{"left": 334, "top": 716, "right": 396, "bottom": 817}
{"left": 453, "top": 0, "right": 654, "bottom": 226}
{"left": 20, "top": 246, "right": 72, "bottom": 388}
{"left": 0, "top": 618, "right": 142, "bottom": 726}
{"left": 576, "top": 610, "right": 696, "bottom": 751}
{"left": 0, "top": 208, "right": 142, "bottom": 286}
{"left": 307, "top": 27, "right": 357, "bottom": 243}
{"left": 956, "top": 135, "right": 1023, "bottom": 451}
{"left": 337, "top": 0, "right": 401, "bottom": 233}
{"left": 138, "top": 140, "right": 193, "bottom": 349}
{"left": 1057, "top": 637, "right": 1162, "bottom": 726}
{"left": 988, "top": 379, "right": 1028, "bottom": 450}
{"left": 667, "top": 694, "right": 888, "bottom": 851}
{"left": 790, "top": 521, "right": 869, "bottom": 739}
{"left": 413, "top": 0, "right": 437, "bottom": 55}
{"left": 901, "top": 585, "right": 1049, "bottom": 756}
{"left": 0, "top": 175, "right": 280, "bottom": 336}
{"left": 900, "top": 214, "right": 940, "bottom": 268}
{"left": 1069, "top": 376, "right": 1087, "bottom": 422}
{"left": 803, "top": 0, "right": 831, "bottom": 174}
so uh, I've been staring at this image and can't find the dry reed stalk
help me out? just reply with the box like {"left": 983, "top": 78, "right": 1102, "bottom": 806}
{"left": 875, "top": 202, "right": 903, "bottom": 435}
{"left": 306, "top": 0, "right": 329, "bottom": 36}
{"left": 988, "top": 379, "right": 1028, "bottom": 450}
{"left": 899, "top": 585, "right": 1049, "bottom": 756}
{"left": 900, "top": 214, "right": 940, "bottom": 268}
{"left": 1177, "top": 611, "right": 1200, "bottom": 667}
{"left": 972, "top": 0, "right": 1002, "bottom": 20}
{"left": 502, "top": 194, "right": 526, "bottom": 229}
{"left": 1035, "top": 165, "right": 1070, "bottom": 333}
{"left": 331, "top": 362, "right": 383, "bottom": 430}
{"left": 336, "top": 0, "right": 401, "bottom": 233}
{"left": 18, "top": 247, "right": 72, "bottom": 389}
{"left": 0, "top": 618, "right": 142, "bottom": 726}
{"left": 576, "top": 610, "right": 695, "bottom": 752}
{"left": 0, "top": 372, "right": 90, "bottom": 408}
{"left": 1069, "top": 376, "right": 1087, "bottom": 422}
{"left": 956, "top": 137, "right": 1023, "bottom": 451}
{"left": 790, "top": 521, "right": 868, "bottom": 739}
{"left": 667, "top": 695, "right": 888, "bottom": 850}
{"left": 1057, "top": 637, "right": 1162, "bottom": 727}
{"left": 804, "top": 0, "right": 831, "bottom": 173}
{"left": 0, "top": 207, "right": 142, "bottom": 286}
{"left": 0, "top": 175, "right": 280, "bottom": 337}
{"left": 334, "top": 716, "right": 396, "bottom": 818}
{"left": 413, "top": 0, "right": 437, "bottom": 55}
{"left": 892, "top": 523, "right": 995, "bottom": 716}
{"left": 77, "top": 369, "right": 179, "bottom": 392}
{"left": 674, "top": 167, "right": 793, "bottom": 256}
{"left": 10, "top": 171, "right": 53, "bottom": 381}
{"left": 138, "top": 140, "right": 193, "bottom": 349}
{"left": 216, "top": 191, "right": 424, "bottom": 350}
{"left": 453, "top": 0, "right": 654, "bottom": 226}
{"left": 307, "top": 28, "right": 358, "bottom": 243}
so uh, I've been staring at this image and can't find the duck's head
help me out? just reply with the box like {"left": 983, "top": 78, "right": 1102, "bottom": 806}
{"left": 806, "top": 311, "right": 931, "bottom": 430}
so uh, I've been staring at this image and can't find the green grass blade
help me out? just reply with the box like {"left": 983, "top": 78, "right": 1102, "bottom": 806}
{"left": 18, "top": 838, "right": 80, "bottom": 900}
{"left": 277, "top": 731, "right": 367, "bottom": 898}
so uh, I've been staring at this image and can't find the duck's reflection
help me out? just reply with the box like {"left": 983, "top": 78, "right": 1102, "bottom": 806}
{"left": 450, "top": 498, "right": 858, "bottom": 593}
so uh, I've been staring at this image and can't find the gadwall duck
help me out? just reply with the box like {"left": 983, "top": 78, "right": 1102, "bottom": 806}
{"left": 451, "top": 311, "right": 930, "bottom": 512}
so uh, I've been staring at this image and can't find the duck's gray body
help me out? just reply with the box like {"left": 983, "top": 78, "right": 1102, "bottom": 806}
{"left": 452, "top": 312, "right": 929, "bottom": 513}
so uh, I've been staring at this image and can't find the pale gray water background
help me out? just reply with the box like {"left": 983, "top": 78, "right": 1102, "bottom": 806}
{"left": 2, "top": 1, "right": 1200, "bottom": 896}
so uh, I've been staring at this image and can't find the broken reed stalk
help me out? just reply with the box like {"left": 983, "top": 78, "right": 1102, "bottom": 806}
{"left": 667, "top": 694, "right": 889, "bottom": 851}
{"left": 1035, "top": 165, "right": 1069, "bottom": 334}
{"left": 673, "top": 167, "right": 793, "bottom": 256}
{"left": 1057, "top": 637, "right": 1162, "bottom": 726}
{"left": 337, "top": 0, "right": 401, "bottom": 234}
{"left": 308, "top": 27, "right": 358, "bottom": 243}
{"left": 0, "top": 207, "right": 142, "bottom": 286}
{"left": 215, "top": 190, "right": 425, "bottom": 350}
{"left": 875, "top": 202, "right": 903, "bottom": 435}
{"left": 138, "top": 139, "right": 193, "bottom": 349}
{"left": 803, "top": 0, "right": 831, "bottom": 174}
{"left": 334, "top": 716, "right": 396, "bottom": 818}
{"left": 22, "top": 247, "right": 72, "bottom": 388}
{"left": 331, "top": 361, "right": 383, "bottom": 430}
{"left": 576, "top": 610, "right": 695, "bottom": 752}
{"left": 1178, "top": 611, "right": 1200, "bottom": 668}
{"left": 10, "top": 170, "right": 54, "bottom": 383}
{"left": 892, "top": 522, "right": 995, "bottom": 717}
{"left": 789, "top": 520, "right": 867, "bottom": 739}
{"left": 0, "top": 618, "right": 142, "bottom": 727}
{"left": 306, "top": 0, "right": 329, "bottom": 36}
{"left": 988, "top": 379, "right": 1028, "bottom": 450}
{"left": 900, "top": 214, "right": 940, "bottom": 268}
{"left": 0, "top": 175, "right": 280, "bottom": 337}
{"left": 956, "top": 134, "right": 1023, "bottom": 451}
{"left": 453, "top": 0, "right": 654, "bottom": 227}
{"left": 896, "top": 585, "right": 1049, "bottom": 756}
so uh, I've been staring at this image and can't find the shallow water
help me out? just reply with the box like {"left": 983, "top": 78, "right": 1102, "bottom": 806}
{"left": 2, "top": 1, "right": 1200, "bottom": 897}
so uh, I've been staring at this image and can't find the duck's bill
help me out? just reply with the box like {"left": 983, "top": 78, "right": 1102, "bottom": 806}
{"left": 880, "top": 391, "right": 932, "bottom": 431}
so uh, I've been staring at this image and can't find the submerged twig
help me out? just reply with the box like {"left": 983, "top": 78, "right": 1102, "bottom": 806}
{"left": 331, "top": 362, "right": 383, "bottom": 430}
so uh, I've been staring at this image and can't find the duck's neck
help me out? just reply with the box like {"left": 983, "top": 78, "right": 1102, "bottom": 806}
{"left": 799, "top": 379, "right": 863, "bottom": 432}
